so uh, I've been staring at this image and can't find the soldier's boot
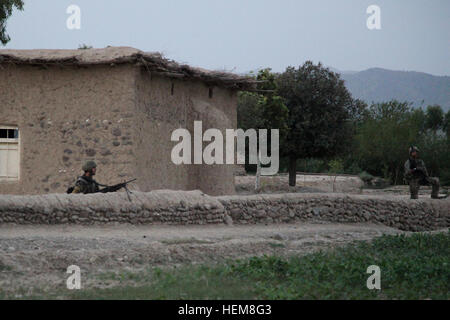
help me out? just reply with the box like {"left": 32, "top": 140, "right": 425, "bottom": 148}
{"left": 409, "top": 180, "right": 420, "bottom": 199}
{"left": 429, "top": 177, "right": 440, "bottom": 199}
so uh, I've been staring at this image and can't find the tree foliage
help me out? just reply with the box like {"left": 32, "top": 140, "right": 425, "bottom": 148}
{"left": 444, "top": 110, "right": 450, "bottom": 138}
{"left": 238, "top": 69, "right": 289, "bottom": 133}
{"left": 355, "top": 101, "right": 450, "bottom": 184}
{"left": 356, "top": 101, "right": 421, "bottom": 184}
{"left": 238, "top": 66, "right": 450, "bottom": 187}
{"left": 425, "top": 105, "right": 444, "bottom": 132}
{"left": 276, "top": 61, "right": 358, "bottom": 186}
{"left": 0, "top": 0, "right": 23, "bottom": 45}
{"left": 237, "top": 69, "right": 289, "bottom": 172}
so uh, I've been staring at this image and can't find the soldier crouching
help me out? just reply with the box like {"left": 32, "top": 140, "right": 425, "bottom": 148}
{"left": 71, "top": 160, "right": 101, "bottom": 194}
{"left": 68, "top": 160, "right": 136, "bottom": 195}
{"left": 404, "top": 146, "right": 440, "bottom": 199}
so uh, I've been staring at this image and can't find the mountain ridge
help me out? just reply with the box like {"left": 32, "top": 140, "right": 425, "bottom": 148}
{"left": 339, "top": 68, "right": 450, "bottom": 111}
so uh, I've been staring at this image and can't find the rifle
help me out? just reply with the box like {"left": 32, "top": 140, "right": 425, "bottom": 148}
{"left": 99, "top": 178, "right": 137, "bottom": 201}
{"left": 410, "top": 167, "right": 428, "bottom": 178}
{"left": 409, "top": 159, "right": 428, "bottom": 178}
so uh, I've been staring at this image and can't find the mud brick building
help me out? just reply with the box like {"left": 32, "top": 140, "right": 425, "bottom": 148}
{"left": 0, "top": 47, "right": 255, "bottom": 195}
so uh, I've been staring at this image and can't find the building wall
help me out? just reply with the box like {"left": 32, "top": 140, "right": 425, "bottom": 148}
{"left": 134, "top": 68, "right": 237, "bottom": 195}
{"left": 0, "top": 63, "right": 238, "bottom": 196}
{"left": 0, "top": 64, "right": 137, "bottom": 195}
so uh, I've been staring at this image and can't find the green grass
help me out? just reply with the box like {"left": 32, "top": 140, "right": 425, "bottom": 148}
{"left": 227, "top": 232, "right": 449, "bottom": 299}
{"left": 267, "top": 242, "right": 286, "bottom": 248}
{"left": 0, "top": 262, "right": 13, "bottom": 272}
{"left": 3, "top": 231, "right": 449, "bottom": 300}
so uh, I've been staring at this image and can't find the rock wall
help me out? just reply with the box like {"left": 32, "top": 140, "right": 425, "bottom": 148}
{"left": 218, "top": 193, "right": 450, "bottom": 232}
{"left": 0, "top": 191, "right": 448, "bottom": 231}
{"left": 0, "top": 190, "right": 224, "bottom": 225}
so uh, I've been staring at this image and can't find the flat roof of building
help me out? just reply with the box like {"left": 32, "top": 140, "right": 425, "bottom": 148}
{"left": 0, "top": 46, "right": 257, "bottom": 90}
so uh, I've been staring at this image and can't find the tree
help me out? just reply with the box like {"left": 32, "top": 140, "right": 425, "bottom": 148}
{"left": 444, "top": 110, "right": 450, "bottom": 138}
{"left": 410, "top": 107, "right": 427, "bottom": 135}
{"left": 276, "top": 61, "right": 356, "bottom": 186}
{"left": 356, "top": 100, "right": 422, "bottom": 184}
{"left": 354, "top": 100, "right": 450, "bottom": 185}
{"left": 237, "top": 69, "right": 289, "bottom": 177}
{"left": 0, "top": 0, "right": 24, "bottom": 45}
{"left": 425, "top": 105, "right": 444, "bottom": 132}
{"left": 255, "top": 69, "right": 289, "bottom": 136}
{"left": 237, "top": 91, "right": 265, "bottom": 131}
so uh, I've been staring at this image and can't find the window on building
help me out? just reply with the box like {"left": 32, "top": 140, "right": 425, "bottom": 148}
{"left": 0, "top": 126, "right": 20, "bottom": 181}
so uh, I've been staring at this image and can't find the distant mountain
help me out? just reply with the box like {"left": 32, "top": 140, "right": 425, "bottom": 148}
{"left": 339, "top": 68, "right": 450, "bottom": 111}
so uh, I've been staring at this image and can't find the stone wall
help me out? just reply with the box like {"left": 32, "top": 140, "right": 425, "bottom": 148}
{"left": 0, "top": 191, "right": 448, "bottom": 231}
{"left": 0, "top": 190, "right": 225, "bottom": 225}
{"left": 218, "top": 193, "right": 450, "bottom": 232}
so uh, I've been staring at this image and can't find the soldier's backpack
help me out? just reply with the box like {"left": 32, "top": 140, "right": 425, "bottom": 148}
{"left": 66, "top": 176, "right": 86, "bottom": 194}
{"left": 66, "top": 176, "right": 102, "bottom": 194}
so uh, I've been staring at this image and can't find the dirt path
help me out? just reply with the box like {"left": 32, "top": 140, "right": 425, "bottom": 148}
{"left": 0, "top": 221, "right": 408, "bottom": 295}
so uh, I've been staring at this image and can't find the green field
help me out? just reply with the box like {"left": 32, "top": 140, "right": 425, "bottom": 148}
{"left": 3, "top": 231, "right": 449, "bottom": 300}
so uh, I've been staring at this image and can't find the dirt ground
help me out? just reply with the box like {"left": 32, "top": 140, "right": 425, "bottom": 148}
{"left": 235, "top": 174, "right": 364, "bottom": 194}
{"left": 0, "top": 221, "right": 409, "bottom": 296}
{"left": 235, "top": 174, "right": 449, "bottom": 198}
{"left": 1, "top": 174, "right": 447, "bottom": 296}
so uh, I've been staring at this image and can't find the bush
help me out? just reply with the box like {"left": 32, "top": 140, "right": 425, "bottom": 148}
{"left": 359, "top": 171, "right": 374, "bottom": 183}
{"left": 328, "top": 159, "right": 345, "bottom": 174}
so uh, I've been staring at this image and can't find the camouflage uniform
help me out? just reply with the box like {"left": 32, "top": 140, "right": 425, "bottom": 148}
{"left": 69, "top": 160, "right": 131, "bottom": 195}
{"left": 404, "top": 157, "right": 440, "bottom": 199}
{"left": 71, "top": 175, "right": 101, "bottom": 194}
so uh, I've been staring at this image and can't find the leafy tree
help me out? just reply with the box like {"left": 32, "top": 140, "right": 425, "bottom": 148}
{"left": 417, "top": 131, "right": 446, "bottom": 178}
{"left": 410, "top": 107, "right": 427, "bottom": 135}
{"left": 443, "top": 110, "right": 450, "bottom": 138}
{"left": 425, "top": 105, "right": 444, "bottom": 132}
{"left": 356, "top": 101, "right": 419, "bottom": 184}
{"left": 351, "top": 99, "right": 369, "bottom": 124}
{"left": 254, "top": 69, "right": 289, "bottom": 135}
{"left": 276, "top": 61, "right": 357, "bottom": 186}
{"left": 237, "top": 91, "right": 265, "bottom": 130}
{"left": 0, "top": 0, "right": 23, "bottom": 45}
{"left": 354, "top": 100, "right": 450, "bottom": 185}
{"left": 237, "top": 69, "right": 289, "bottom": 174}
{"left": 238, "top": 69, "right": 289, "bottom": 133}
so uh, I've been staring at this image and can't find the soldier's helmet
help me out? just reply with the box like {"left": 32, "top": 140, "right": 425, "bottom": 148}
{"left": 409, "top": 146, "right": 420, "bottom": 154}
{"left": 82, "top": 160, "right": 97, "bottom": 172}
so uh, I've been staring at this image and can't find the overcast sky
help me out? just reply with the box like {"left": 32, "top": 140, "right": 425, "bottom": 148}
{"left": 3, "top": 0, "right": 450, "bottom": 76}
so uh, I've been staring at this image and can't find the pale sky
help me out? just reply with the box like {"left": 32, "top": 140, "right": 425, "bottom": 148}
{"left": 3, "top": 0, "right": 450, "bottom": 75}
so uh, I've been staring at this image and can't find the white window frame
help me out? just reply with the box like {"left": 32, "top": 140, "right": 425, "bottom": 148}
{"left": 0, "top": 125, "right": 20, "bottom": 182}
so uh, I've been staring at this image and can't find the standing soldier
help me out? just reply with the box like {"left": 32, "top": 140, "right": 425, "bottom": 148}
{"left": 404, "top": 146, "right": 440, "bottom": 199}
